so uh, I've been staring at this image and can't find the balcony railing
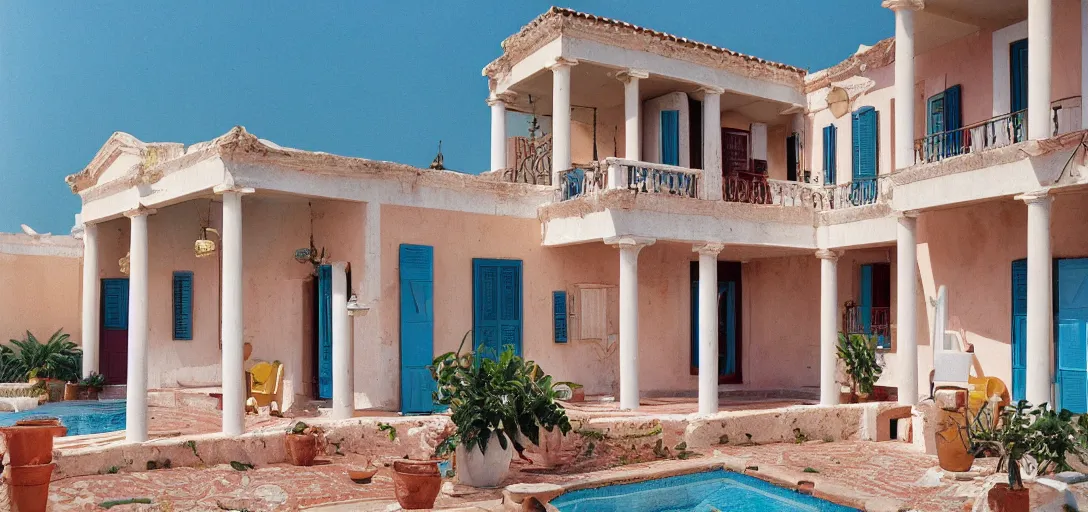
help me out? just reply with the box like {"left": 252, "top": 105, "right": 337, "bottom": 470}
{"left": 914, "top": 110, "right": 1026, "bottom": 165}
{"left": 557, "top": 158, "right": 700, "bottom": 201}
{"left": 559, "top": 163, "right": 606, "bottom": 201}
{"left": 843, "top": 303, "right": 890, "bottom": 348}
{"left": 817, "top": 177, "right": 883, "bottom": 209}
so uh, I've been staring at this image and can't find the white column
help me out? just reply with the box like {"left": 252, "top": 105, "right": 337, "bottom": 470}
{"left": 608, "top": 236, "right": 655, "bottom": 410}
{"left": 701, "top": 87, "right": 724, "bottom": 201}
{"left": 80, "top": 223, "right": 100, "bottom": 378}
{"left": 884, "top": 0, "right": 920, "bottom": 169}
{"left": 549, "top": 57, "right": 578, "bottom": 186}
{"left": 1029, "top": 0, "right": 1053, "bottom": 140}
{"left": 695, "top": 243, "right": 725, "bottom": 415}
{"left": 896, "top": 213, "right": 919, "bottom": 405}
{"left": 817, "top": 249, "right": 840, "bottom": 406}
{"left": 618, "top": 69, "right": 648, "bottom": 161}
{"left": 125, "top": 208, "right": 153, "bottom": 443}
{"left": 488, "top": 93, "right": 513, "bottom": 172}
{"left": 216, "top": 185, "right": 253, "bottom": 436}
{"left": 1019, "top": 191, "right": 1054, "bottom": 406}
{"left": 1081, "top": 0, "right": 1088, "bottom": 130}
{"left": 331, "top": 261, "right": 354, "bottom": 420}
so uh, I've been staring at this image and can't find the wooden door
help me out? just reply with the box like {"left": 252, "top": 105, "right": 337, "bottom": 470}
{"left": 690, "top": 261, "right": 743, "bottom": 384}
{"left": 100, "top": 279, "right": 129, "bottom": 385}
{"left": 1056, "top": 258, "right": 1088, "bottom": 413}
{"left": 315, "top": 265, "right": 333, "bottom": 399}
{"left": 473, "top": 259, "right": 523, "bottom": 359}
{"left": 400, "top": 244, "right": 436, "bottom": 414}
{"left": 1011, "top": 259, "right": 1027, "bottom": 401}
{"left": 722, "top": 129, "right": 750, "bottom": 174}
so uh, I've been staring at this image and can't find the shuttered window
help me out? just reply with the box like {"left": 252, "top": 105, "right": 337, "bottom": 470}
{"left": 172, "top": 271, "right": 194, "bottom": 340}
{"left": 660, "top": 110, "right": 680, "bottom": 166}
{"left": 851, "top": 107, "right": 878, "bottom": 180}
{"left": 553, "top": 291, "right": 568, "bottom": 343}
{"left": 102, "top": 279, "right": 129, "bottom": 330}
{"left": 822, "top": 124, "right": 837, "bottom": 184}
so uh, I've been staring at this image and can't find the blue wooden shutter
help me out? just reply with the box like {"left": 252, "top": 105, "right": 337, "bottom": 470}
{"left": 723, "top": 281, "right": 737, "bottom": 375}
{"left": 823, "top": 124, "right": 837, "bottom": 184}
{"left": 473, "top": 259, "right": 523, "bottom": 359}
{"left": 1011, "top": 259, "right": 1028, "bottom": 401}
{"left": 859, "top": 264, "right": 874, "bottom": 338}
{"left": 553, "top": 291, "right": 568, "bottom": 343}
{"left": 172, "top": 271, "right": 194, "bottom": 340}
{"left": 400, "top": 244, "right": 435, "bottom": 414}
{"left": 661, "top": 110, "right": 680, "bottom": 166}
{"left": 944, "top": 85, "right": 963, "bottom": 156}
{"left": 102, "top": 279, "right": 129, "bottom": 330}
{"left": 1010, "top": 39, "right": 1029, "bottom": 113}
{"left": 852, "top": 107, "right": 877, "bottom": 180}
{"left": 317, "top": 265, "right": 333, "bottom": 399}
{"left": 1056, "top": 259, "right": 1088, "bottom": 413}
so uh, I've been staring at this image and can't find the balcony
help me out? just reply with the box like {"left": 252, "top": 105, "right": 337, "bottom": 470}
{"left": 559, "top": 158, "right": 701, "bottom": 201}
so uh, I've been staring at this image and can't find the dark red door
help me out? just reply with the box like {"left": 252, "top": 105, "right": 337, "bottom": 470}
{"left": 100, "top": 279, "right": 129, "bottom": 385}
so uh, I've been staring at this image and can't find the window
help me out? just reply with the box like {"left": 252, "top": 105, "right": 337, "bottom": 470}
{"left": 172, "top": 271, "right": 194, "bottom": 340}
{"left": 822, "top": 124, "right": 837, "bottom": 184}
{"left": 660, "top": 110, "right": 680, "bottom": 166}
{"left": 553, "top": 291, "right": 568, "bottom": 343}
{"left": 567, "top": 284, "right": 617, "bottom": 342}
{"left": 926, "top": 85, "right": 962, "bottom": 159}
{"left": 851, "top": 107, "right": 879, "bottom": 204}
{"left": 853, "top": 263, "right": 890, "bottom": 349}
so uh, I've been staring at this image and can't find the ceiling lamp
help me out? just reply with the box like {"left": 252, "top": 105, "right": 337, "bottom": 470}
{"left": 195, "top": 228, "right": 219, "bottom": 258}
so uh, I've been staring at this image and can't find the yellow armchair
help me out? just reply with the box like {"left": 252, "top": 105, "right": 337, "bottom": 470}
{"left": 248, "top": 361, "right": 284, "bottom": 408}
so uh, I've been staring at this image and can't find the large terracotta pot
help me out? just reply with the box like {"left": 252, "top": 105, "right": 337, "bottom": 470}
{"left": 7, "top": 462, "right": 55, "bottom": 512}
{"left": 28, "top": 378, "right": 65, "bottom": 403}
{"left": 0, "top": 420, "right": 67, "bottom": 466}
{"left": 455, "top": 432, "right": 513, "bottom": 488}
{"left": 391, "top": 460, "right": 442, "bottom": 510}
{"left": 987, "top": 483, "right": 1030, "bottom": 512}
{"left": 63, "top": 383, "right": 101, "bottom": 401}
{"left": 284, "top": 434, "right": 317, "bottom": 466}
{"left": 934, "top": 387, "right": 975, "bottom": 472}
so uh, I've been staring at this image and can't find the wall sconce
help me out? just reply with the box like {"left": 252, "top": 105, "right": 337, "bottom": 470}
{"left": 347, "top": 294, "right": 370, "bottom": 317}
{"left": 195, "top": 228, "right": 219, "bottom": 258}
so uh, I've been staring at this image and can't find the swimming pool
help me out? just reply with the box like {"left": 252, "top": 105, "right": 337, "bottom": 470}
{"left": 550, "top": 469, "right": 859, "bottom": 512}
{"left": 0, "top": 400, "right": 126, "bottom": 437}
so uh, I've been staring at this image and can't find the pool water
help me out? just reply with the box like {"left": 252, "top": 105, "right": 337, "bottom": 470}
{"left": 550, "top": 470, "right": 859, "bottom": 512}
{"left": 0, "top": 400, "right": 126, "bottom": 437}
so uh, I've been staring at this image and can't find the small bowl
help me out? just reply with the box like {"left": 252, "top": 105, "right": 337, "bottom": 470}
{"left": 348, "top": 467, "right": 378, "bottom": 484}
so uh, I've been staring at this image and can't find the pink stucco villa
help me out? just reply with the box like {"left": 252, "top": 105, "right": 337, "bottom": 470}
{"left": 35, "top": 1, "right": 1088, "bottom": 442}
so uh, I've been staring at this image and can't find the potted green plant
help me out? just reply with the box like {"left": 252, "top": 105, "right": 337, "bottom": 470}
{"left": 64, "top": 372, "right": 106, "bottom": 401}
{"left": 836, "top": 333, "right": 883, "bottom": 402}
{"left": 8, "top": 330, "right": 81, "bottom": 401}
{"left": 431, "top": 332, "right": 572, "bottom": 488}
{"left": 284, "top": 421, "right": 325, "bottom": 466}
{"left": 970, "top": 400, "right": 1037, "bottom": 512}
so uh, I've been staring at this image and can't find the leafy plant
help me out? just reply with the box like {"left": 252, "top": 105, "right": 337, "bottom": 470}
{"left": 377, "top": 422, "right": 397, "bottom": 441}
{"left": 970, "top": 400, "right": 1039, "bottom": 490}
{"left": 431, "top": 332, "right": 572, "bottom": 459}
{"left": 6, "top": 329, "right": 82, "bottom": 382}
{"left": 836, "top": 333, "right": 883, "bottom": 395}
{"left": 78, "top": 371, "right": 106, "bottom": 388}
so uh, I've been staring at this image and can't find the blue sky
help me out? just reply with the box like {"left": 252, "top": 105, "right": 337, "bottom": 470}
{"left": 0, "top": 1, "right": 892, "bottom": 234}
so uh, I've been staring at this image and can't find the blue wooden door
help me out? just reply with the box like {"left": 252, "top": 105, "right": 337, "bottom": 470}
{"left": 661, "top": 110, "right": 680, "bottom": 166}
{"left": 473, "top": 259, "right": 522, "bottom": 359}
{"left": 859, "top": 264, "right": 874, "bottom": 336}
{"left": 1056, "top": 258, "right": 1088, "bottom": 413}
{"left": 851, "top": 107, "right": 878, "bottom": 203}
{"left": 1011, "top": 259, "right": 1028, "bottom": 401}
{"left": 1010, "top": 39, "right": 1029, "bottom": 113}
{"left": 400, "top": 244, "right": 436, "bottom": 414}
{"left": 690, "top": 262, "right": 742, "bottom": 383}
{"left": 316, "top": 265, "right": 333, "bottom": 399}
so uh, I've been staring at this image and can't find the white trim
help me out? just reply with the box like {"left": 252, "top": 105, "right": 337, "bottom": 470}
{"left": 993, "top": 20, "right": 1028, "bottom": 117}
{"left": 0, "top": 235, "right": 82, "bottom": 258}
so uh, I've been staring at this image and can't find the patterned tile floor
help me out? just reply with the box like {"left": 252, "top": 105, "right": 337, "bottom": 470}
{"left": 48, "top": 441, "right": 995, "bottom": 511}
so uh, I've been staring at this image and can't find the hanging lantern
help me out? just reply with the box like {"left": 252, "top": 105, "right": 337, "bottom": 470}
{"left": 119, "top": 252, "right": 130, "bottom": 276}
{"left": 195, "top": 228, "right": 218, "bottom": 258}
{"left": 294, "top": 248, "right": 313, "bottom": 264}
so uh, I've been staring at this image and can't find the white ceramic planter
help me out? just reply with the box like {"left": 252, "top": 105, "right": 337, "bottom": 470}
{"left": 455, "top": 432, "right": 513, "bottom": 488}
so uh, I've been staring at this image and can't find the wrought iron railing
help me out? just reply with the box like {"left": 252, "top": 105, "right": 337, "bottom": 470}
{"left": 819, "top": 177, "right": 883, "bottom": 209}
{"left": 914, "top": 110, "right": 1026, "bottom": 165}
{"left": 607, "top": 158, "right": 700, "bottom": 198}
{"left": 843, "top": 304, "right": 890, "bottom": 339}
{"left": 558, "top": 164, "right": 607, "bottom": 201}
{"left": 723, "top": 171, "right": 771, "bottom": 204}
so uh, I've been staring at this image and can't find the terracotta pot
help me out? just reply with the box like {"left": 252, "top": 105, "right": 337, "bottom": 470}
{"left": 1, "top": 421, "right": 67, "bottom": 466}
{"left": 934, "top": 408, "right": 975, "bottom": 472}
{"left": 570, "top": 388, "right": 585, "bottom": 402}
{"left": 7, "top": 462, "right": 55, "bottom": 512}
{"left": 856, "top": 392, "right": 870, "bottom": 403}
{"left": 30, "top": 379, "right": 65, "bottom": 403}
{"left": 987, "top": 483, "right": 1030, "bottom": 512}
{"left": 392, "top": 460, "right": 442, "bottom": 510}
{"left": 63, "top": 383, "right": 101, "bottom": 401}
{"left": 285, "top": 434, "right": 317, "bottom": 466}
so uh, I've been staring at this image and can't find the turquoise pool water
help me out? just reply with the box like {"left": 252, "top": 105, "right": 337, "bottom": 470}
{"left": 550, "top": 470, "right": 859, "bottom": 512}
{"left": 0, "top": 400, "right": 126, "bottom": 436}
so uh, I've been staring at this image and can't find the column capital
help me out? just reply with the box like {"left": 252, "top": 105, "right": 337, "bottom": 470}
{"left": 693, "top": 242, "right": 726, "bottom": 256}
{"left": 815, "top": 249, "right": 842, "bottom": 261}
{"left": 616, "top": 69, "right": 649, "bottom": 83}
{"left": 213, "top": 184, "right": 256, "bottom": 196}
{"left": 486, "top": 91, "right": 517, "bottom": 107}
{"left": 605, "top": 236, "right": 656, "bottom": 249}
{"left": 698, "top": 85, "right": 725, "bottom": 96}
{"left": 1015, "top": 190, "right": 1053, "bottom": 205}
{"left": 547, "top": 57, "right": 579, "bottom": 71}
{"left": 895, "top": 210, "right": 920, "bottom": 219}
{"left": 881, "top": 0, "right": 923, "bottom": 11}
{"left": 123, "top": 206, "right": 157, "bottom": 218}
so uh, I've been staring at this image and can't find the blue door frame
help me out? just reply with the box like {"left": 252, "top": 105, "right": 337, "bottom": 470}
{"left": 472, "top": 259, "right": 523, "bottom": 359}
{"left": 400, "top": 244, "right": 436, "bottom": 414}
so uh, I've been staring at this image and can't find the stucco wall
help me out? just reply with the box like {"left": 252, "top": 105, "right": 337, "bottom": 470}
{"left": 0, "top": 251, "right": 82, "bottom": 347}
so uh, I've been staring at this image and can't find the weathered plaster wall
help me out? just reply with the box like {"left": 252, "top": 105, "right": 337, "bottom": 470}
{"left": 742, "top": 255, "right": 820, "bottom": 389}
{"left": 572, "top": 104, "right": 625, "bottom": 164}
{"left": 0, "top": 248, "right": 82, "bottom": 347}
{"left": 642, "top": 92, "right": 691, "bottom": 167}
